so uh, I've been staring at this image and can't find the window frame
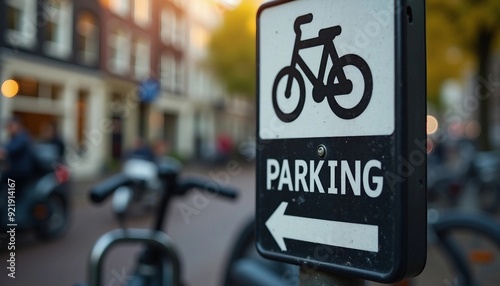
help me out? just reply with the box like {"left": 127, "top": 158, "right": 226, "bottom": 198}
{"left": 5, "top": 0, "right": 37, "bottom": 49}
{"left": 76, "top": 11, "right": 99, "bottom": 66}
{"left": 161, "top": 53, "right": 185, "bottom": 94}
{"left": 107, "top": 24, "right": 131, "bottom": 75}
{"left": 160, "top": 9, "right": 175, "bottom": 45}
{"left": 132, "top": 37, "right": 150, "bottom": 80}
{"left": 161, "top": 53, "right": 175, "bottom": 92}
{"left": 174, "top": 15, "right": 185, "bottom": 49}
{"left": 42, "top": 0, "right": 73, "bottom": 59}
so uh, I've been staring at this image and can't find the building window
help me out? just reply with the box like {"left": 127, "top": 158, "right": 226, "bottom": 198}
{"left": 5, "top": 0, "right": 37, "bottom": 49}
{"left": 11, "top": 77, "right": 62, "bottom": 100}
{"left": 76, "top": 11, "right": 99, "bottom": 66}
{"left": 175, "top": 58, "right": 185, "bottom": 93}
{"left": 161, "top": 54, "right": 174, "bottom": 91}
{"left": 161, "top": 9, "right": 185, "bottom": 49}
{"left": 160, "top": 9, "right": 174, "bottom": 45}
{"left": 108, "top": 26, "right": 130, "bottom": 75}
{"left": 6, "top": 5, "right": 22, "bottom": 31}
{"left": 133, "top": 0, "right": 150, "bottom": 27}
{"left": 43, "top": 0, "right": 73, "bottom": 59}
{"left": 161, "top": 54, "right": 184, "bottom": 93}
{"left": 109, "top": 0, "right": 130, "bottom": 17}
{"left": 14, "top": 77, "right": 38, "bottom": 97}
{"left": 132, "top": 38, "right": 150, "bottom": 80}
{"left": 175, "top": 16, "right": 185, "bottom": 49}
{"left": 195, "top": 69, "right": 207, "bottom": 97}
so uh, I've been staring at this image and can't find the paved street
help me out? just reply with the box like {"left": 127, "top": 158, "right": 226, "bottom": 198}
{"left": 1, "top": 163, "right": 500, "bottom": 286}
{"left": 0, "top": 163, "right": 255, "bottom": 286}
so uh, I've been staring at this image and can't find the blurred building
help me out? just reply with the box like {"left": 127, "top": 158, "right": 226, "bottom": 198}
{"left": 0, "top": 0, "right": 254, "bottom": 179}
{"left": 0, "top": 0, "right": 105, "bottom": 177}
{"left": 98, "top": 0, "right": 190, "bottom": 165}
{"left": 186, "top": 0, "right": 254, "bottom": 161}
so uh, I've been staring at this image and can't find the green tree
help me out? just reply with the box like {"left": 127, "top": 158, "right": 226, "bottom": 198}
{"left": 427, "top": 0, "right": 500, "bottom": 149}
{"left": 208, "top": 0, "right": 258, "bottom": 98}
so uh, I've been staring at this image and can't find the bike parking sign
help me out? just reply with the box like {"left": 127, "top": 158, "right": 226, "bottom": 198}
{"left": 256, "top": 0, "right": 427, "bottom": 283}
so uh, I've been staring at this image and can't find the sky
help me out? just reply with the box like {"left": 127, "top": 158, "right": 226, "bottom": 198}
{"left": 218, "top": 0, "right": 241, "bottom": 7}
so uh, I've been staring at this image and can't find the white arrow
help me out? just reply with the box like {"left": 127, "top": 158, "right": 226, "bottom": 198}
{"left": 265, "top": 202, "right": 379, "bottom": 252}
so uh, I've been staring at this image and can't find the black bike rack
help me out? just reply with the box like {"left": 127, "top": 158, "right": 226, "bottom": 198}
{"left": 88, "top": 228, "right": 181, "bottom": 286}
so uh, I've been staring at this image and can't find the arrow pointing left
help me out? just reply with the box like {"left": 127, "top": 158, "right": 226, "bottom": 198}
{"left": 265, "top": 202, "right": 379, "bottom": 252}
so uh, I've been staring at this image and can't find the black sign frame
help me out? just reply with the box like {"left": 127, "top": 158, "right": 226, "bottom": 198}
{"left": 255, "top": 0, "right": 426, "bottom": 283}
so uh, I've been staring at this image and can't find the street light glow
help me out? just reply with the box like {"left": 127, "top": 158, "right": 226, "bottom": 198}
{"left": 427, "top": 115, "right": 438, "bottom": 135}
{"left": 1, "top": 79, "right": 19, "bottom": 98}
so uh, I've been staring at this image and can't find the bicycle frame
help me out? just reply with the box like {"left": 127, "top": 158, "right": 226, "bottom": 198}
{"left": 285, "top": 32, "right": 346, "bottom": 98}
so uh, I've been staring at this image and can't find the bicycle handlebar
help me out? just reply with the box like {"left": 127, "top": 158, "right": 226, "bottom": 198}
{"left": 89, "top": 174, "right": 138, "bottom": 203}
{"left": 294, "top": 13, "right": 313, "bottom": 33}
{"left": 177, "top": 177, "right": 238, "bottom": 200}
{"left": 90, "top": 174, "right": 237, "bottom": 204}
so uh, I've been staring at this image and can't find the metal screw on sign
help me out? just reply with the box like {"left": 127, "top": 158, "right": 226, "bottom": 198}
{"left": 317, "top": 145, "right": 327, "bottom": 158}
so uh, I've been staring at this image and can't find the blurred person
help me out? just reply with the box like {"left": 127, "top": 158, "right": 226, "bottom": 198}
{"left": 0, "top": 119, "right": 71, "bottom": 238}
{"left": 0, "top": 117, "right": 35, "bottom": 189}
{"left": 152, "top": 138, "right": 171, "bottom": 159}
{"left": 125, "top": 137, "right": 155, "bottom": 162}
{"left": 217, "top": 133, "right": 233, "bottom": 164}
{"left": 40, "top": 121, "right": 65, "bottom": 161}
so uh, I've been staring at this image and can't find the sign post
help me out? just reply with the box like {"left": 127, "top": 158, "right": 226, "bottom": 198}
{"left": 300, "top": 268, "right": 364, "bottom": 286}
{"left": 256, "top": 0, "right": 426, "bottom": 283}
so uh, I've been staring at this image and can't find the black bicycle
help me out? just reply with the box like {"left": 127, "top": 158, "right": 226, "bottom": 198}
{"left": 223, "top": 210, "right": 500, "bottom": 286}
{"left": 79, "top": 158, "right": 238, "bottom": 286}
{"left": 272, "top": 13, "right": 373, "bottom": 122}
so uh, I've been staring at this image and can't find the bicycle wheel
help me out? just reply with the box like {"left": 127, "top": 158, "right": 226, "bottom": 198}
{"left": 272, "top": 66, "right": 306, "bottom": 123}
{"left": 431, "top": 211, "right": 500, "bottom": 286}
{"left": 327, "top": 54, "right": 373, "bottom": 119}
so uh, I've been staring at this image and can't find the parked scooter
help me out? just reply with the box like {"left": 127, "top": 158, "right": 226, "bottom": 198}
{"left": 0, "top": 143, "right": 71, "bottom": 241}
{"left": 111, "top": 155, "right": 163, "bottom": 221}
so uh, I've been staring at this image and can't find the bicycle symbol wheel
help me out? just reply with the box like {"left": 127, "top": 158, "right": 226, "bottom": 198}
{"left": 272, "top": 67, "right": 306, "bottom": 123}
{"left": 327, "top": 54, "right": 373, "bottom": 120}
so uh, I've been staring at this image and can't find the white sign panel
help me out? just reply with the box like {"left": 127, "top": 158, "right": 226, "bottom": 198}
{"left": 259, "top": 0, "right": 395, "bottom": 140}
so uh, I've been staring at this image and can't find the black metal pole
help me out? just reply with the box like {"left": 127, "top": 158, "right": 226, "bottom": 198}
{"left": 300, "top": 267, "right": 365, "bottom": 286}
{"left": 154, "top": 171, "right": 176, "bottom": 231}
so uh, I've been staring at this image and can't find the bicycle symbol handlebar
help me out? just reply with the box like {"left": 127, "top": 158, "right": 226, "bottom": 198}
{"left": 294, "top": 13, "right": 313, "bottom": 34}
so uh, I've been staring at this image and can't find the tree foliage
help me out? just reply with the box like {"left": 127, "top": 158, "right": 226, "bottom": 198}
{"left": 427, "top": 0, "right": 500, "bottom": 99}
{"left": 208, "top": 0, "right": 258, "bottom": 98}
{"left": 427, "top": 0, "right": 500, "bottom": 149}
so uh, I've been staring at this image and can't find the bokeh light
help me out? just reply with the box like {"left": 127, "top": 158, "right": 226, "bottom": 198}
{"left": 426, "top": 138, "right": 434, "bottom": 154}
{"left": 465, "top": 121, "right": 481, "bottom": 139}
{"left": 1, "top": 79, "right": 19, "bottom": 98}
{"left": 426, "top": 115, "right": 438, "bottom": 135}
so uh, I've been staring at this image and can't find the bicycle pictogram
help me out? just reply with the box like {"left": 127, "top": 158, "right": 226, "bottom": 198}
{"left": 272, "top": 13, "right": 373, "bottom": 122}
